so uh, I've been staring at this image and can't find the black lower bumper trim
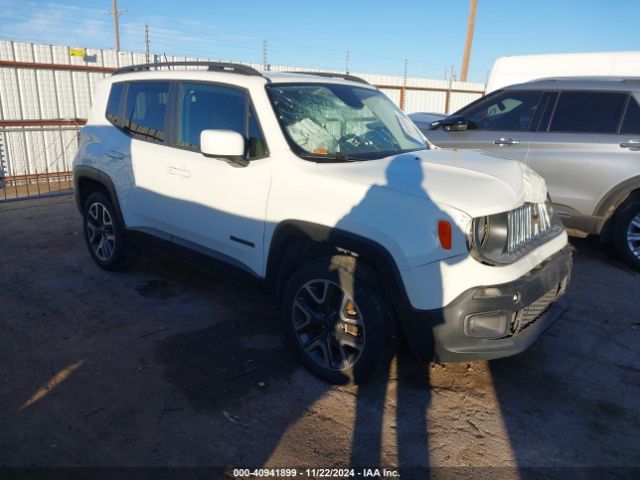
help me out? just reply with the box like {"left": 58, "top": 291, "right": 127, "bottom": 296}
{"left": 399, "top": 246, "right": 573, "bottom": 362}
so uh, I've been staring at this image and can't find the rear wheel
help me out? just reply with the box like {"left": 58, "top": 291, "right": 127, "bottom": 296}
{"left": 282, "top": 256, "right": 395, "bottom": 384}
{"left": 83, "top": 191, "right": 137, "bottom": 271}
{"left": 613, "top": 197, "right": 640, "bottom": 270}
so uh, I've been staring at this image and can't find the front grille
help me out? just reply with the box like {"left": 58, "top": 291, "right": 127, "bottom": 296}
{"left": 520, "top": 287, "right": 557, "bottom": 326}
{"left": 511, "top": 277, "right": 567, "bottom": 334}
{"left": 507, "top": 202, "right": 553, "bottom": 254}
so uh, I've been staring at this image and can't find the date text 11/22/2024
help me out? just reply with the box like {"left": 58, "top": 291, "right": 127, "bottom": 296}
{"left": 232, "top": 468, "right": 400, "bottom": 477}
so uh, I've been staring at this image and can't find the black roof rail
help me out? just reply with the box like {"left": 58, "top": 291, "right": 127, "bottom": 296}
{"left": 284, "top": 71, "right": 369, "bottom": 85}
{"left": 112, "top": 61, "right": 263, "bottom": 77}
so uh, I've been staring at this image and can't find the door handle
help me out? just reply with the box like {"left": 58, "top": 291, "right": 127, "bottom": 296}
{"left": 105, "top": 150, "right": 124, "bottom": 159}
{"left": 620, "top": 140, "right": 640, "bottom": 150}
{"left": 167, "top": 166, "right": 191, "bottom": 178}
{"left": 494, "top": 137, "right": 520, "bottom": 146}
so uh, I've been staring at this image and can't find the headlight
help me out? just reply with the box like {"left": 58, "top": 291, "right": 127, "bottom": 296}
{"left": 468, "top": 202, "right": 563, "bottom": 265}
{"left": 469, "top": 212, "right": 509, "bottom": 264}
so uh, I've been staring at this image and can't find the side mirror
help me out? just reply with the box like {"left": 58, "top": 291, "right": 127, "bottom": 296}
{"left": 441, "top": 115, "right": 468, "bottom": 132}
{"left": 200, "top": 129, "right": 248, "bottom": 166}
{"left": 429, "top": 120, "right": 443, "bottom": 130}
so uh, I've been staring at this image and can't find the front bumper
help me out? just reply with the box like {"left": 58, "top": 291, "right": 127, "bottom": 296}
{"left": 400, "top": 246, "right": 572, "bottom": 362}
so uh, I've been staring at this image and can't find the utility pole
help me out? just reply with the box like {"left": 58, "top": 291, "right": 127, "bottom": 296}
{"left": 345, "top": 50, "right": 350, "bottom": 74}
{"left": 460, "top": 0, "right": 477, "bottom": 82}
{"left": 400, "top": 58, "right": 408, "bottom": 111}
{"left": 262, "top": 40, "right": 269, "bottom": 71}
{"left": 110, "top": 0, "right": 127, "bottom": 52}
{"left": 144, "top": 24, "right": 150, "bottom": 63}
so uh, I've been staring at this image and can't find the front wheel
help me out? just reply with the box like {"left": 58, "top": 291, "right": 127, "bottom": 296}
{"left": 613, "top": 197, "right": 640, "bottom": 270}
{"left": 282, "top": 256, "right": 396, "bottom": 384}
{"left": 82, "top": 191, "right": 137, "bottom": 271}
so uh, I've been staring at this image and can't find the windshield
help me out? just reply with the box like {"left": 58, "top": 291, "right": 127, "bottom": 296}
{"left": 266, "top": 83, "right": 426, "bottom": 161}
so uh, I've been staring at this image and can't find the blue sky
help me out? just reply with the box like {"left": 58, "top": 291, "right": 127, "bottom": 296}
{"left": 0, "top": 0, "right": 638, "bottom": 83}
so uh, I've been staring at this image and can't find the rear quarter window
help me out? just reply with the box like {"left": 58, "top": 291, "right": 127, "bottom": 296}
{"left": 105, "top": 82, "right": 125, "bottom": 126}
{"left": 620, "top": 94, "right": 640, "bottom": 135}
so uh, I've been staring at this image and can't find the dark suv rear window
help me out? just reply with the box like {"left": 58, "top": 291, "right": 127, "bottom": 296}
{"left": 122, "top": 81, "right": 170, "bottom": 142}
{"left": 105, "top": 82, "right": 124, "bottom": 126}
{"left": 549, "top": 91, "right": 626, "bottom": 134}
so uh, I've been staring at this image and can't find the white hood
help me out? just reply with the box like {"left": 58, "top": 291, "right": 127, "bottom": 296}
{"left": 316, "top": 149, "right": 548, "bottom": 218}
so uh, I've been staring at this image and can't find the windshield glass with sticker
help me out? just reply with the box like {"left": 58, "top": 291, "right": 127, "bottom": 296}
{"left": 266, "top": 83, "right": 426, "bottom": 161}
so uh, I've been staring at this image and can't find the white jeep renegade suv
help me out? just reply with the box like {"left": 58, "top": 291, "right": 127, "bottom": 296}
{"left": 73, "top": 62, "right": 572, "bottom": 384}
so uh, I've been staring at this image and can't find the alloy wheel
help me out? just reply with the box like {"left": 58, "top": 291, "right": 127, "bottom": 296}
{"left": 86, "top": 202, "right": 116, "bottom": 262}
{"left": 292, "top": 279, "right": 365, "bottom": 371}
{"left": 627, "top": 213, "right": 640, "bottom": 260}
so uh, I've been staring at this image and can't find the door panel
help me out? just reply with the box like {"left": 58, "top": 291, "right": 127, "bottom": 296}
{"left": 164, "top": 82, "right": 271, "bottom": 276}
{"left": 115, "top": 81, "right": 172, "bottom": 231}
{"left": 526, "top": 133, "right": 637, "bottom": 216}
{"left": 124, "top": 139, "right": 175, "bottom": 232}
{"left": 427, "top": 129, "right": 533, "bottom": 162}
{"left": 165, "top": 153, "right": 272, "bottom": 275}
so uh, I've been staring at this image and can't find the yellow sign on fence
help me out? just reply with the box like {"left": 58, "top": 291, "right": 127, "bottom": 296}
{"left": 69, "top": 47, "right": 86, "bottom": 57}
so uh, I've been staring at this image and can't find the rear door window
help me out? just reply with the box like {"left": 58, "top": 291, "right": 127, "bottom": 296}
{"left": 459, "top": 90, "right": 542, "bottom": 131}
{"left": 620, "top": 94, "right": 640, "bottom": 135}
{"left": 122, "top": 81, "right": 171, "bottom": 142}
{"left": 549, "top": 91, "right": 626, "bottom": 134}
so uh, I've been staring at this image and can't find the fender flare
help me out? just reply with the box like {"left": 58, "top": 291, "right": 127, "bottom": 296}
{"left": 594, "top": 175, "right": 640, "bottom": 220}
{"left": 265, "top": 220, "right": 413, "bottom": 316}
{"left": 73, "top": 165, "right": 125, "bottom": 227}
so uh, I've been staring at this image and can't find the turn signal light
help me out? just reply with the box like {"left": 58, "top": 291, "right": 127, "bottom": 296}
{"left": 438, "top": 220, "right": 452, "bottom": 250}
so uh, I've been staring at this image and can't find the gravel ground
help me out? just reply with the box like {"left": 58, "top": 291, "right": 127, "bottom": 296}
{"left": 0, "top": 195, "right": 639, "bottom": 478}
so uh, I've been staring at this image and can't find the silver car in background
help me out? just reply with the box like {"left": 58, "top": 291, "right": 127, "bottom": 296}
{"left": 408, "top": 112, "right": 446, "bottom": 131}
{"left": 425, "top": 77, "right": 640, "bottom": 269}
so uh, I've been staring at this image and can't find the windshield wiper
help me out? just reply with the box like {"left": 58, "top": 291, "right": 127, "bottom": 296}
{"left": 299, "top": 152, "right": 361, "bottom": 162}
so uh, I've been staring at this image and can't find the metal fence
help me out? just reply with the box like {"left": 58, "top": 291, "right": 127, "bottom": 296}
{"left": 0, "top": 40, "right": 485, "bottom": 202}
{"left": 0, "top": 123, "right": 80, "bottom": 201}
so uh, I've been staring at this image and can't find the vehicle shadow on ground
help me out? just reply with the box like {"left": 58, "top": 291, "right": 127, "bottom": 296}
{"left": 152, "top": 154, "right": 462, "bottom": 472}
{"left": 570, "top": 235, "right": 639, "bottom": 276}
{"left": 488, "top": 235, "right": 640, "bottom": 476}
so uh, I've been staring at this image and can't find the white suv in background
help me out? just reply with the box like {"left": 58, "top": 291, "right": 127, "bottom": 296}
{"left": 73, "top": 62, "right": 571, "bottom": 384}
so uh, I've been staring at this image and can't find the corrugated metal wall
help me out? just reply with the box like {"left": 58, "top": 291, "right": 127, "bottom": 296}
{"left": 0, "top": 40, "right": 485, "bottom": 198}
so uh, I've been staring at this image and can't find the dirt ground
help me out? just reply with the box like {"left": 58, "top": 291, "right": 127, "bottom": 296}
{"left": 0, "top": 195, "right": 639, "bottom": 477}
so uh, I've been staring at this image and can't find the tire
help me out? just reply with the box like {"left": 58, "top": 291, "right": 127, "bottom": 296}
{"left": 282, "top": 255, "right": 396, "bottom": 385}
{"left": 613, "top": 196, "right": 640, "bottom": 270}
{"left": 82, "top": 190, "right": 137, "bottom": 271}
